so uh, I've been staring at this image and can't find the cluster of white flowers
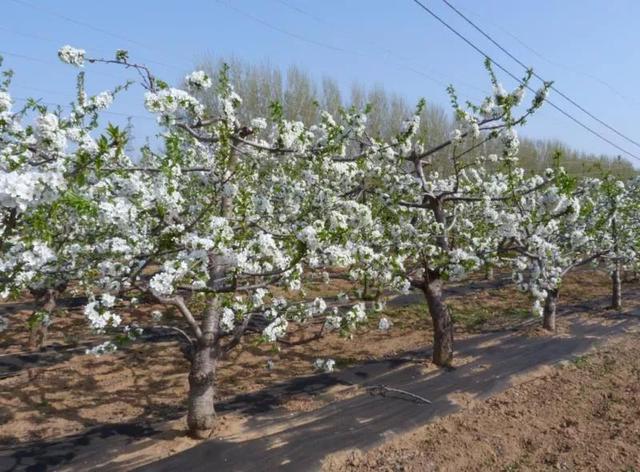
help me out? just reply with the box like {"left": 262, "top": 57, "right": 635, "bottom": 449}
{"left": 0, "top": 170, "right": 65, "bottom": 211}
{"left": 221, "top": 307, "right": 236, "bottom": 332}
{"left": 493, "top": 83, "right": 508, "bottom": 99}
{"left": 84, "top": 294, "right": 121, "bottom": 330}
{"left": 16, "top": 243, "right": 57, "bottom": 278}
{"left": 313, "top": 358, "right": 336, "bottom": 373}
{"left": 66, "top": 127, "right": 99, "bottom": 154}
{"left": 347, "top": 112, "right": 367, "bottom": 136}
{"left": 310, "top": 297, "right": 327, "bottom": 316}
{"left": 502, "top": 128, "right": 520, "bottom": 157}
{"left": 35, "top": 113, "right": 67, "bottom": 151}
{"left": 378, "top": 316, "right": 391, "bottom": 331}
{"left": 85, "top": 341, "right": 118, "bottom": 355}
{"left": 263, "top": 317, "right": 288, "bottom": 342}
{"left": 250, "top": 117, "right": 267, "bottom": 130}
{"left": 323, "top": 303, "right": 368, "bottom": 332}
{"left": 58, "top": 45, "right": 86, "bottom": 66}
{"left": 149, "top": 261, "right": 189, "bottom": 296}
{"left": 0, "top": 91, "right": 12, "bottom": 113}
{"left": 240, "top": 232, "right": 290, "bottom": 274}
{"left": 87, "top": 91, "right": 113, "bottom": 110}
{"left": 251, "top": 288, "right": 268, "bottom": 307}
{"left": 144, "top": 88, "right": 203, "bottom": 117}
{"left": 279, "top": 120, "right": 306, "bottom": 149}
{"left": 400, "top": 113, "right": 421, "bottom": 135}
{"left": 449, "top": 128, "right": 462, "bottom": 145}
{"left": 185, "top": 70, "right": 213, "bottom": 90}
{"left": 99, "top": 198, "right": 138, "bottom": 230}
{"left": 297, "top": 225, "right": 319, "bottom": 251}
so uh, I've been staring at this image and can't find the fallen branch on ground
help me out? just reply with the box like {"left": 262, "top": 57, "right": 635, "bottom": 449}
{"left": 365, "top": 384, "right": 432, "bottom": 404}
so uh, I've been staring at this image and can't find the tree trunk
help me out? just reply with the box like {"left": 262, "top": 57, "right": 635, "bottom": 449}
{"left": 542, "top": 289, "right": 558, "bottom": 331}
{"left": 484, "top": 263, "right": 494, "bottom": 281}
{"left": 28, "top": 289, "right": 57, "bottom": 350}
{"left": 610, "top": 215, "right": 623, "bottom": 310}
{"left": 28, "top": 321, "right": 40, "bottom": 350}
{"left": 611, "top": 266, "right": 622, "bottom": 310}
{"left": 187, "top": 338, "right": 217, "bottom": 438}
{"left": 422, "top": 277, "right": 454, "bottom": 367}
{"left": 183, "top": 253, "right": 228, "bottom": 438}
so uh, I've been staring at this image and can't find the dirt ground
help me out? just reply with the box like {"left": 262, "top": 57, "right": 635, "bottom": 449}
{"left": 0, "top": 269, "right": 635, "bottom": 464}
{"left": 324, "top": 331, "right": 640, "bottom": 472}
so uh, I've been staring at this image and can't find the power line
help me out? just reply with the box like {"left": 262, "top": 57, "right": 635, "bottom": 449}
{"left": 439, "top": 0, "right": 640, "bottom": 151}
{"left": 271, "top": 0, "right": 489, "bottom": 96}
{"left": 0, "top": 24, "right": 184, "bottom": 72}
{"left": 5, "top": 0, "right": 454, "bottom": 97}
{"left": 442, "top": 4, "right": 640, "bottom": 108}
{"left": 224, "top": 0, "right": 496, "bottom": 106}
{"left": 0, "top": 48, "right": 128, "bottom": 81}
{"left": 410, "top": 0, "right": 640, "bottom": 162}
{"left": 218, "top": 0, "right": 460, "bottom": 94}
{"left": 7, "top": 0, "right": 185, "bottom": 72}
{"left": 10, "top": 0, "right": 150, "bottom": 51}
{"left": 0, "top": 49, "right": 53, "bottom": 66}
{"left": 12, "top": 84, "right": 69, "bottom": 98}
{"left": 219, "top": 0, "right": 361, "bottom": 56}
{"left": 12, "top": 96, "right": 154, "bottom": 121}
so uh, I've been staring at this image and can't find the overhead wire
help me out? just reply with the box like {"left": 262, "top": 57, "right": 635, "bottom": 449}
{"left": 270, "top": 0, "right": 489, "bottom": 96}
{"left": 11, "top": 96, "right": 154, "bottom": 121}
{"left": 439, "top": 3, "right": 640, "bottom": 108}
{"left": 410, "top": 0, "right": 640, "bottom": 162}
{"left": 439, "top": 0, "right": 640, "bottom": 150}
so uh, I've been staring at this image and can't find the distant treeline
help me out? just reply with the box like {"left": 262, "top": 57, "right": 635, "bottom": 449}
{"left": 191, "top": 57, "right": 636, "bottom": 179}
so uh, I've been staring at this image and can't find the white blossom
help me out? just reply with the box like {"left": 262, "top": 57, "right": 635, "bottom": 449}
{"left": 185, "top": 70, "right": 212, "bottom": 90}
{"left": 58, "top": 45, "right": 86, "bottom": 66}
{"left": 263, "top": 317, "right": 288, "bottom": 342}
{"left": 313, "top": 358, "right": 336, "bottom": 373}
{"left": 0, "top": 91, "right": 12, "bottom": 113}
{"left": 85, "top": 341, "right": 118, "bottom": 355}
{"left": 378, "top": 317, "right": 391, "bottom": 331}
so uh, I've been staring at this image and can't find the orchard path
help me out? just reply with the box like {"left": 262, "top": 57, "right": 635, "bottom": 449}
{"left": 134, "top": 312, "right": 640, "bottom": 472}
{"left": 1, "top": 305, "right": 638, "bottom": 471}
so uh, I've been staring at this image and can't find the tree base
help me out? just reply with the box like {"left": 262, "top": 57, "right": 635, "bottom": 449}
{"left": 188, "top": 427, "right": 213, "bottom": 440}
{"left": 432, "top": 352, "right": 454, "bottom": 368}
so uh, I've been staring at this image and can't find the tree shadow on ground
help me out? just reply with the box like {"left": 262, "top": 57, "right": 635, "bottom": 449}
{"left": 1, "top": 271, "right": 637, "bottom": 471}
{"left": 3, "top": 309, "right": 638, "bottom": 472}
{"left": 132, "top": 314, "right": 639, "bottom": 472}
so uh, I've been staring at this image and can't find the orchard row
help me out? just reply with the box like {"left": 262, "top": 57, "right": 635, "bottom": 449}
{"left": 0, "top": 47, "right": 637, "bottom": 436}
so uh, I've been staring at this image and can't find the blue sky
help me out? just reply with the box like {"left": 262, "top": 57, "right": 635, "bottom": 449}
{"left": 2, "top": 0, "right": 640, "bottom": 163}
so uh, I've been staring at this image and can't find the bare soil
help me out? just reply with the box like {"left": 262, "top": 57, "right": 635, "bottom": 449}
{"left": 0, "top": 269, "right": 635, "bottom": 468}
{"left": 323, "top": 331, "right": 640, "bottom": 472}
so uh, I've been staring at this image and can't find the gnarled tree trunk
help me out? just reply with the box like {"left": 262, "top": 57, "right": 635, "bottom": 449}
{"left": 542, "top": 289, "right": 558, "bottom": 331}
{"left": 187, "top": 335, "right": 217, "bottom": 438}
{"left": 185, "top": 255, "right": 230, "bottom": 438}
{"left": 422, "top": 277, "right": 454, "bottom": 367}
{"left": 611, "top": 265, "right": 622, "bottom": 310}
